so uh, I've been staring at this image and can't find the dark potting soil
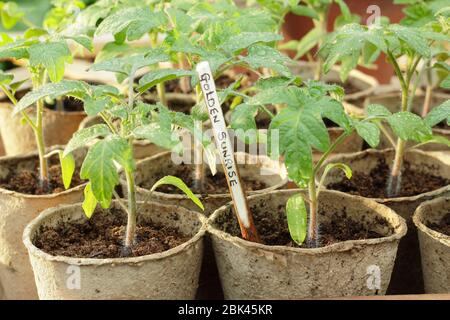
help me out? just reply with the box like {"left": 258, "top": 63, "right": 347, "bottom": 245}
{"left": 215, "top": 202, "right": 388, "bottom": 248}
{"left": 327, "top": 159, "right": 449, "bottom": 198}
{"left": 45, "top": 96, "right": 84, "bottom": 112}
{"left": 139, "top": 163, "right": 267, "bottom": 194}
{"left": 0, "top": 158, "right": 84, "bottom": 195}
{"left": 142, "top": 94, "right": 195, "bottom": 114}
{"left": 428, "top": 212, "right": 450, "bottom": 236}
{"left": 34, "top": 208, "right": 189, "bottom": 258}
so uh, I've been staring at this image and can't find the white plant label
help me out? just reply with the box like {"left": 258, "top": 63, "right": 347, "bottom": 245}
{"left": 196, "top": 61, "right": 250, "bottom": 228}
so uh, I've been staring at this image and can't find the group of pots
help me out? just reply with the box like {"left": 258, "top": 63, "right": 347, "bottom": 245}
{"left": 0, "top": 55, "right": 448, "bottom": 300}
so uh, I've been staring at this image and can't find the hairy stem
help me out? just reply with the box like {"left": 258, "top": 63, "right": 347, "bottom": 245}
{"left": 421, "top": 61, "right": 433, "bottom": 117}
{"left": 31, "top": 68, "right": 48, "bottom": 189}
{"left": 178, "top": 52, "right": 191, "bottom": 93}
{"left": 150, "top": 32, "right": 167, "bottom": 106}
{"left": 193, "top": 85, "right": 205, "bottom": 192}
{"left": 307, "top": 179, "right": 318, "bottom": 247}
{"left": 124, "top": 166, "right": 137, "bottom": 248}
{"left": 313, "top": 9, "right": 329, "bottom": 81}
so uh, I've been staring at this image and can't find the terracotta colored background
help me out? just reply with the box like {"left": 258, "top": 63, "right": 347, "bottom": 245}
{"left": 282, "top": 0, "right": 406, "bottom": 84}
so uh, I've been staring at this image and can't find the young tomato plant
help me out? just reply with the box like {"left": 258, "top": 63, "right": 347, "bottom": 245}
{"left": 0, "top": 2, "right": 92, "bottom": 189}
{"left": 320, "top": 20, "right": 450, "bottom": 196}
{"left": 15, "top": 51, "right": 205, "bottom": 250}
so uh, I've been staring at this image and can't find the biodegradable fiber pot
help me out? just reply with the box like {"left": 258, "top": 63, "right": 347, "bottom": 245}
{"left": 289, "top": 61, "right": 378, "bottom": 103}
{"left": 364, "top": 92, "right": 450, "bottom": 151}
{"left": 413, "top": 197, "right": 450, "bottom": 293}
{"left": 0, "top": 103, "right": 86, "bottom": 156}
{"left": 321, "top": 149, "right": 450, "bottom": 294}
{"left": 78, "top": 116, "right": 166, "bottom": 160}
{"left": 0, "top": 150, "right": 86, "bottom": 300}
{"left": 130, "top": 151, "right": 287, "bottom": 216}
{"left": 208, "top": 189, "right": 406, "bottom": 299}
{"left": 23, "top": 201, "right": 206, "bottom": 300}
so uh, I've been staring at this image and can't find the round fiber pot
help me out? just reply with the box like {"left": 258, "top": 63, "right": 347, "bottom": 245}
{"left": 208, "top": 189, "right": 406, "bottom": 299}
{"left": 364, "top": 92, "right": 450, "bottom": 151}
{"left": 78, "top": 116, "right": 166, "bottom": 160}
{"left": 413, "top": 197, "right": 450, "bottom": 293}
{"left": 0, "top": 103, "right": 86, "bottom": 156}
{"left": 0, "top": 150, "right": 86, "bottom": 300}
{"left": 289, "top": 61, "right": 378, "bottom": 103}
{"left": 0, "top": 134, "right": 4, "bottom": 156}
{"left": 23, "top": 201, "right": 206, "bottom": 300}
{"left": 321, "top": 149, "right": 450, "bottom": 294}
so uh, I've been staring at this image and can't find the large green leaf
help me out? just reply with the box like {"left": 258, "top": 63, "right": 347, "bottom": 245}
{"left": 58, "top": 151, "right": 75, "bottom": 190}
{"left": 219, "top": 32, "right": 282, "bottom": 54}
{"left": 241, "top": 44, "right": 292, "bottom": 77}
{"left": 29, "top": 41, "right": 73, "bottom": 83}
{"left": 150, "top": 175, "right": 204, "bottom": 211}
{"left": 14, "top": 80, "right": 89, "bottom": 114}
{"left": 387, "top": 111, "right": 433, "bottom": 142}
{"left": 95, "top": 7, "right": 167, "bottom": 41}
{"left": 424, "top": 100, "right": 450, "bottom": 127}
{"left": 64, "top": 124, "right": 111, "bottom": 156}
{"left": 286, "top": 194, "right": 307, "bottom": 245}
{"left": 138, "top": 69, "right": 193, "bottom": 92}
{"left": 354, "top": 121, "right": 380, "bottom": 148}
{"left": 80, "top": 137, "right": 135, "bottom": 208}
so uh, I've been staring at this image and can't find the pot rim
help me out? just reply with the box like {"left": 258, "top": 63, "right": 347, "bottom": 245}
{"left": 23, "top": 200, "right": 207, "bottom": 266}
{"left": 413, "top": 197, "right": 450, "bottom": 246}
{"left": 323, "top": 148, "right": 450, "bottom": 204}
{"left": 0, "top": 100, "right": 86, "bottom": 117}
{"left": 207, "top": 189, "right": 407, "bottom": 255}
{"left": 0, "top": 148, "right": 86, "bottom": 199}
{"left": 131, "top": 151, "right": 288, "bottom": 200}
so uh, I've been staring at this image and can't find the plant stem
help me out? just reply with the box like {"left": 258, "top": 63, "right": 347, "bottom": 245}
{"left": 150, "top": 32, "right": 167, "bottom": 106}
{"left": 124, "top": 166, "right": 137, "bottom": 248}
{"left": 313, "top": 8, "right": 329, "bottom": 81}
{"left": 178, "top": 52, "right": 191, "bottom": 93}
{"left": 307, "top": 179, "right": 318, "bottom": 247}
{"left": 421, "top": 60, "right": 433, "bottom": 117}
{"left": 313, "top": 131, "right": 350, "bottom": 173}
{"left": 31, "top": 68, "right": 49, "bottom": 189}
{"left": 387, "top": 87, "right": 409, "bottom": 197}
{"left": 193, "top": 85, "right": 205, "bottom": 192}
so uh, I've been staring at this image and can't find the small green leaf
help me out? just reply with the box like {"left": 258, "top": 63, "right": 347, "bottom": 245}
{"left": 138, "top": 69, "right": 193, "bottom": 93}
{"left": 82, "top": 182, "right": 98, "bottom": 219}
{"left": 58, "top": 151, "right": 75, "bottom": 190}
{"left": 355, "top": 121, "right": 380, "bottom": 148}
{"left": 323, "top": 163, "right": 353, "bottom": 180}
{"left": 0, "top": 70, "right": 13, "bottom": 85}
{"left": 29, "top": 41, "right": 73, "bottom": 83}
{"left": 286, "top": 194, "right": 307, "bottom": 245}
{"left": 64, "top": 124, "right": 111, "bottom": 156}
{"left": 387, "top": 111, "right": 433, "bottom": 142}
{"left": 424, "top": 100, "right": 450, "bottom": 127}
{"left": 366, "top": 104, "right": 392, "bottom": 118}
{"left": 219, "top": 32, "right": 282, "bottom": 54}
{"left": 151, "top": 175, "right": 204, "bottom": 211}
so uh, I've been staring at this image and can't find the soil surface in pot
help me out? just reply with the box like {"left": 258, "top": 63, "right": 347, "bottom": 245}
{"left": 139, "top": 163, "right": 267, "bottom": 194}
{"left": 45, "top": 96, "right": 84, "bottom": 112}
{"left": 142, "top": 94, "right": 195, "bottom": 114}
{"left": 428, "top": 212, "right": 450, "bottom": 236}
{"left": 327, "top": 159, "right": 449, "bottom": 198}
{"left": 215, "top": 203, "right": 390, "bottom": 248}
{"left": 33, "top": 208, "right": 189, "bottom": 258}
{"left": 0, "top": 158, "right": 84, "bottom": 195}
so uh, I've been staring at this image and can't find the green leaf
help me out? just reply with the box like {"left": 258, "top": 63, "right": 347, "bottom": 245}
{"left": 230, "top": 104, "right": 259, "bottom": 144}
{"left": 441, "top": 75, "right": 450, "bottom": 89}
{"left": 95, "top": 7, "right": 167, "bottom": 41}
{"left": 0, "top": 2, "right": 24, "bottom": 29}
{"left": 366, "top": 104, "right": 392, "bottom": 118}
{"left": 80, "top": 137, "right": 135, "bottom": 208}
{"left": 286, "top": 194, "right": 307, "bottom": 245}
{"left": 424, "top": 100, "right": 450, "bottom": 127}
{"left": 322, "top": 163, "right": 353, "bottom": 181}
{"left": 82, "top": 182, "right": 98, "bottom": 219}
{"left": 388, "top": 24, "right": 431, "bottom": 58}
{"left": 64, "top": 124, "right": 111, "bottom": 156}
{"left": 317, "top": 98, "right": 351, "bottom": 132}
{"left": 67, "top": 35, "right": 94, "bottom": 52}
{"left": 293, "top": 26, "right": 323, "bottom": 60}
{"left": 219, "top": 32, "right": 282, "bottom": 54}
{"left": 14, "top": 80, "right": 88, "bottom": 114}
{"left": 290, "top": 5, "right": 319, "bottom": 20}
{"left": 387, "top": 111, "right": 433, "bottom": 142}
{"left": 355, "top": 121, "right": 380, "bottom": 148}
{"left": 29, "top": 41, "right": 73, "bottom": 83}
{"left": 241, "top": 44, "right": 292, "bottom": 77}
{"left": 150, "top": 175, "right": 204, "bottom": 211}
{"left": 0, "top": 70, "right": 13, "bottom": 85}
{"left": 58, "top": 151, "right": 75, "bottom": 190}
{"left": 138, "top": 69, "right": 193, "bottom": 93}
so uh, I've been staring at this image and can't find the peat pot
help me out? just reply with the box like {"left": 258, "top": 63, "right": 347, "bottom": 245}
{"left": 0, "top": 149, "right": 85, "bottom": 300}
{"left": 23, "top": 201, "right": 206, "bottom": 300}
{"left": 0, "top": 103, "right": 86, "bottom": 156}
{"left": 413, "top": 197, "right": 450, "bottom": 293}
{"left": 322, "top": 149, "right": 450, "bottom": 294}
{"left": 208, "top": 189, "right": 406, "bottom": 299}
{"left": 127, "top": 151, "right": 286, "bottom": 300}
{"left": 364, "top": 92, "right": 450, "bottom": 151}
